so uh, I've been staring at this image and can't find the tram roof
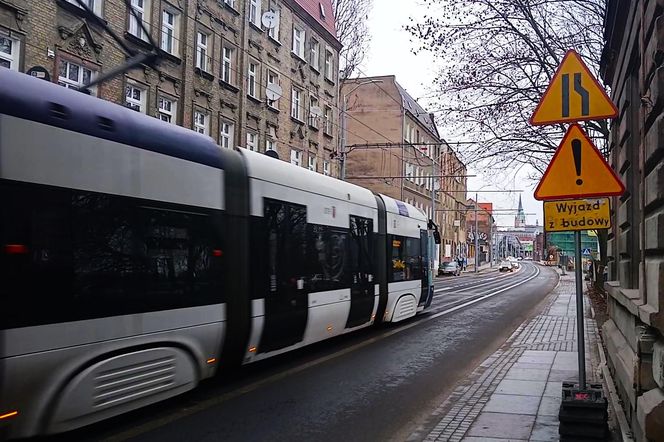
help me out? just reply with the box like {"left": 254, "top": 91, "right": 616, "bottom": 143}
{"left": 0, "top": 69, "right": 224, "bottom": 170}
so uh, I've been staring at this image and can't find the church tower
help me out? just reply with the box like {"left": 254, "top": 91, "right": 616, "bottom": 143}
{"left": 515, "top": 195, "right": 526, "bottom": 228}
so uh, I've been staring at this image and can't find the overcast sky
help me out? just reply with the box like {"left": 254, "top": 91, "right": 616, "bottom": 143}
{"left": 362, "top": 0, "right": 544, "bottom": 228}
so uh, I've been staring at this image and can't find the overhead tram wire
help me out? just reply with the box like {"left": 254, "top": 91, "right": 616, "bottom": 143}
{"left": 61, "top": 7, "right": 481, "bottom": 168}
{"left": 81, "top": 32, "right": 436, "bottom": 167}
{"left": 56, "top": 9, "right": 472, "bottom": 169}
{"left": 80, "top": 10, "right": 410, "bottom": 159}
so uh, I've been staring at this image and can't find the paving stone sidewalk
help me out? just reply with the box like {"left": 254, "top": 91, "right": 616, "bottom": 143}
{"left": 408, "top": 270, "right": 602, "bottom": 442}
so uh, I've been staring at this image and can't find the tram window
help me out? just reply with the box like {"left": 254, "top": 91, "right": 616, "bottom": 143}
{"left": 264, "top": 199, "right": 308, "bottom": 294}
{"left": 0, "top": 180, "right": 224, "bottom": 329}
{"left": 307, "top": 224, "right": 349, "bottom": 292}
{"left": 389, "top": 235, "right": 422, "bottom": 282}
{"left": 349, "top": 216, "right": 373, "bottom": 277}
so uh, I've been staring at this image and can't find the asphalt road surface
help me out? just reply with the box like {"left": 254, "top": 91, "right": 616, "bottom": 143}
{"left": 45, "top": 262, "right": 558, "bottom": 442}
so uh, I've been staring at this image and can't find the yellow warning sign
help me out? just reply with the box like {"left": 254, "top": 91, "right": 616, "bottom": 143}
{"left": 530, "top": 50, "right": 618, "bottom": 126}
{"left": 544, "top": 198, "right": 611, "bottom": 232}
{"left": 534, "top": 124, "right": 625, "bottom": 200}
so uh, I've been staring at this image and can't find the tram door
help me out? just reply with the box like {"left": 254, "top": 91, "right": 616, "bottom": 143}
{"left": 346, "top": 216, "right": 375, "bottom": 328}
{"left": 259, "top": 200, "right": 309, "bottom": 353}
{"left": 418, "top": 229, "right": 433, "bottom": 308}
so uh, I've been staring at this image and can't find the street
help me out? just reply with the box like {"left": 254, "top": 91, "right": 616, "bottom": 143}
{"left": 46, "top": 262, "right": 558, "bottom": 442}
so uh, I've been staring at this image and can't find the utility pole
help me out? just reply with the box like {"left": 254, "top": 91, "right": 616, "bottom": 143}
{"left": 340, "top": 95, "right": 347, "bottom": 180}
{"left": 475, "top": 192, "right": 479, "bottom": 273}
{"left": 431, "top": 152, "right": 436, "bottom": 274}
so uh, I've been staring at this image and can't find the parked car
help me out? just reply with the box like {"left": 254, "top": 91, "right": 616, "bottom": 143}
{"left": 438, "top": 261, "right": 461, "bottom": 276}
{"left": 499, "top": 260, "right": 513, "bottom": 272}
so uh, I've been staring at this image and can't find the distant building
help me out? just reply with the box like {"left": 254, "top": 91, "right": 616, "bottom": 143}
{"left": 514, "top": 195, "right": 526, "bottom": 228}
{"left": 0, "top": 0, "right": 341, "bottom": 175}
{"left": 341, "top": 75, "right": 467, "bottom": 266}
{"left": 466, "top": 200, "right": 494, "bottom": 264}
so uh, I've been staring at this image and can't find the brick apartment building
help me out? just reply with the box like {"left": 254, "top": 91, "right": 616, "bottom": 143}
{"left": 341, "top": 75, "right": 468, "bottom": 266}
{"left": 0, "top": 0, "right": 341, "bottom": 175}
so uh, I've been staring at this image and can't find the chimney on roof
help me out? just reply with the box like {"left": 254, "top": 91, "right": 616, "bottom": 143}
{"left": 429, "top": 113, "right": 436, "bottom": 125}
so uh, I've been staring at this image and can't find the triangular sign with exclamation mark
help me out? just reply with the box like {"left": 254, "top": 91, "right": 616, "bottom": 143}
{"left": 534, "top": 124, "right": 625, "bottom": 200}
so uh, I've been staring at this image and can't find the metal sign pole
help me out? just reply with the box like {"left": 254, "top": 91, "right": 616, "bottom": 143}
{"left": 574, "top": 230, "right": 586, "bottom": 389}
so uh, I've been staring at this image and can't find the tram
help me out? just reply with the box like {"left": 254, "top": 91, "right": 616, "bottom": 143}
{"left": 0, "top": 68, "right": 434, "bottom": 439}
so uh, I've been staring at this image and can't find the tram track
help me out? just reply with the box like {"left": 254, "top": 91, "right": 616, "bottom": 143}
{"left": 52, "top": 263, "right": 552, "bottom": 442}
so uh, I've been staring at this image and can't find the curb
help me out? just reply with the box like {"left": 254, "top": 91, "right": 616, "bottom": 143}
{"left": 597, "top": 342, "right": 634, "bottom": 441}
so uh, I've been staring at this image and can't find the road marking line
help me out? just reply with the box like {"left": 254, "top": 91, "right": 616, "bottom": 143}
{"left": 100, "top": 264, "right": 543, "bottom": 442}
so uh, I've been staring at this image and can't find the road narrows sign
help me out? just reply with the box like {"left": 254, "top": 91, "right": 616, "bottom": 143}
{"left": 530, "top": 50, "right": 618, "bottom": 126}
{"left": 544, "top": 198, "right": 611, "bottom": 232}
{"left": 534, "top": 124, "right": 625, "bottom": 200}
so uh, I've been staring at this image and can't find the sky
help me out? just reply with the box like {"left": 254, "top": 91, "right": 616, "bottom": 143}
{"left": 362, "top": 0, "right": 544, "bottom": 228}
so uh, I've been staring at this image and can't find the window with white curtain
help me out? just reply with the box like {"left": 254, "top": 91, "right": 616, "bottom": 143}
{"left": 220, "top": 120, "right": 234, "bottom": 148}
{"left": 129, "top": 0, "right": 149, "bottom": 41}
{"left": 194, "top": 111, "right": 209, "bottom": 135}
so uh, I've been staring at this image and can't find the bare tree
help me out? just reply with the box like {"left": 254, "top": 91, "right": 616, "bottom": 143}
{"left": 405, "top": 0, "right": 607, "bottom": 174}
{"left": 333, "top": 0, "right": 373, "bottom": 79}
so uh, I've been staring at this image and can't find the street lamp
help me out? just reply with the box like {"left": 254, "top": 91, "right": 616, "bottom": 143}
{"left": 339, "top": 79, "right": 383, "bottom": 180}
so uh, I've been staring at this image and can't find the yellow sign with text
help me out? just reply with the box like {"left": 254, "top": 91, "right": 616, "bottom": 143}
{"left": 544, "top": 198, "right": 611, "bottom": 232}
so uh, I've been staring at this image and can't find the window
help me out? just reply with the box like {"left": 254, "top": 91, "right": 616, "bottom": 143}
{"left": 291, "top": 149, "right": 301, "bottom": 166}
{"left": 267, "top": 9, "right": 280, "bottom": 40}
{"left": 196, "top": 32, "right": 209, "bottom": 72}
{"left": 220, "top": 120, "right": 234, "bottom": 148}
{"left": 129, "top": 0, "right": 149, "bottom": 41}
{"left": 66, "top": 0, "right": 102, "bottom": 15}
{"left": 248, "top": 0, "right": 261, "bottom": 26}
{"left": 324, "top": 105, "right": 332, "bottom": 135}
{"left": 246, "top": 131, "right": 258, "bottom": 151}
{"left": 222, "top": 46, "right": 233, "bottom": 84}
{"left": 0, "top": 35, "right": 19, "bottom": 71}
{"left": 224, "top": 0, "right": 235, "bottom": 7}
{"left": 267, "top": 69, "right": 280, "bottom": 108}
{"left": 323, "top": 160, "right": 330, "bottom": 176}
{"left": 266, "top": 138, "right": 276, "bottom": 152}
{"left": 405, "top": 163, "right": 414, "bottom": 181}
{"left": 0, "top": 180, "right": 225, "bottom": 329}
{"left": 247, "top": 61, "right": 258, "bottom": 98}
{"left": 389, "top": 235, "right": 423, "bottom": 282}
{"left": 158, "top": 96, "right": 176, "bottom": 123}
{"left": 310, "top": 39, "right": 319, "bottom": 71}
{"left": 124, "top": 83, "right": 146, "bottom": 113}
{"left": 161, "top": 10, "right": 179, "bottom": 55}
{"left": 194, "top": 111, "right": 209, "bottom": 135}
{"left": 306, "top": 224, "right": 349, "bottom": 292}
{"left": 308, "top": 156, "right": 316, "bottom": 172}
{"left": 292, "top": 26, "right": 304, "bottom": 58}
{"left": 291, "top": 86, "right": 302, "bottom": 121}
{"left": 58, "top": 59, "right": 95, "bottom": 91}
{"left": 308, "top": 96, "right": 319, "bottom": 128}
{"left": 324, "top": 48, "right": 334, "bottom": 80}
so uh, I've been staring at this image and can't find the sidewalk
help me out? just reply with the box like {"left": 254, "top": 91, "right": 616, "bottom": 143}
{"left": 408, "top": 268, "right": 612, "bottom": 441}
{"left": 463, "top": 262, "right": 494, "bottom": 274}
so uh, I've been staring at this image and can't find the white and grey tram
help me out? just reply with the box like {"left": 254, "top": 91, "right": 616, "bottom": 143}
{"left": 0, "top": 68, "right": 434, "bottom": 439}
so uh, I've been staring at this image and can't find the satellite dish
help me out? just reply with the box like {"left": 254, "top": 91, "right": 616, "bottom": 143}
{"left": 262, "top": 11, "right": 279, "bottom": 29}
{"left": 309, "top": 106, "right": 323, "bottom": 117}
{"left": 265, "top": 83, "right": 283, "bottom": 101}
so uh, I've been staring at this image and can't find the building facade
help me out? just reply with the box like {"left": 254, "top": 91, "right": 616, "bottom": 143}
{"left": 340, "top": 75, "right": 468, "bottom": 266}
{"left": 0, "top": 0, "right": 340, "bottom": 175}
{"left": 466, "top": 200, "right": 494, "bottom": 265}
{"left": 600, "top": 0, "right": 664, "bottom": 439}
